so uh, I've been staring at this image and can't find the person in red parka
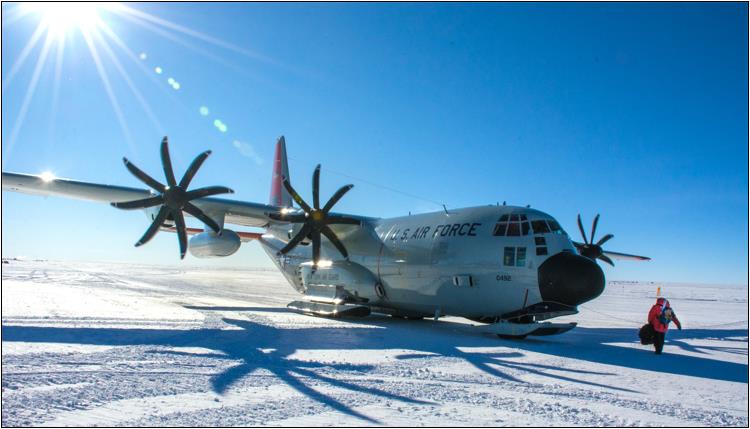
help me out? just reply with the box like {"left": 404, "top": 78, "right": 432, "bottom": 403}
{"left": 647, "top": 297, "right": 682, "bottom": 354}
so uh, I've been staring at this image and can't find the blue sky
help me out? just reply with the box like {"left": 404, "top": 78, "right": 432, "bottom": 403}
{"left": 2, "top": 2, "right": 747, "bottom": 284}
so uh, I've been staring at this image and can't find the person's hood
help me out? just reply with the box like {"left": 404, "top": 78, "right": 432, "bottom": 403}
{"left": 656, "top": 297, "right": 669, "bottom": 307}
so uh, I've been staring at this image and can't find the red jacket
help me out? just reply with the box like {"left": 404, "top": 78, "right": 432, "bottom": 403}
{"left": 648, "top": 298, "right": 681, "bottom": 333}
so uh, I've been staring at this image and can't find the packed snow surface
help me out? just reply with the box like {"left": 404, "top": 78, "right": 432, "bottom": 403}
{"left": 2, "top": 260, "right": 747, "bottom": 426}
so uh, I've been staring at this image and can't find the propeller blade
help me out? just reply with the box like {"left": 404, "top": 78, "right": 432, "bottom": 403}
{"left": 577, "top": 214, "right": 588, "bottom": 245}
{"left": 179, "top": 150, "right": 211, "bottom": 189}
{"left": 282, "top": 179, "right": 312, "bottom": 212}
{"left": 596, "top": 233, "right": 614, "bottom": 247}
{"left": 598, "top": 254, "right": 615, "bottom": 267}
{"left": 111, "top": 195, "right": 163, "bottom": 210}
{"left": 183, "top": 202, "right": 221, "bottom": 233}
{"left": 173, "top": 209, "right": 188, "bottom": 259}
{"left": 160, "top": 137, "right": 177, "bottom": 187}
{"left": 123, "top": 158, "right": 165, "bottom": 192}
{"left": 312, "top": 164, "right": 321, "bottom": 210}
{"left": 135, "top": 206, "right": 169, "bottom": 247}
{"left": 311, "top": 231, "right": 321, "bottom": 265}
{"left": 184, "top": 186, "right": 234, "bottom": 200}
{"left": 325, "top": 215, "right": 361, "bottom": 225}
{"left": 590, "top": 214, "right": 600, "bottom": 244}
{"left": 279, "top": 224, "right": 312, "bottom": 254}
{"left": 322, "top": 184, "right": 354, "bottom": 213}
{"left": 321, "top": 225, "right": 349, "bottom": 258}
{"left": 602, "top": 250, "right": 651, "bottom": 261}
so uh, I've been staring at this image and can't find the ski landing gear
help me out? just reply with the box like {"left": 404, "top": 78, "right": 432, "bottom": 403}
{"left": 479, "top": 320, "right": 578, "bottom": 339}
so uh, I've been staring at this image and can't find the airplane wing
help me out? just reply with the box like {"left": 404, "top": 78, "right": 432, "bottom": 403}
{"left": 2, "top": 171, "right": 378, "bottom": 232}
{"left": 2, "top": 171, "right": 281, "bottom": 228}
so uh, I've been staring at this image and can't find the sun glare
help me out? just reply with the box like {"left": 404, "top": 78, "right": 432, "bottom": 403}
{"left": 39, "top": 171, "right": 56, "bottom": 182}
{"left": 22, "top": 2, "right": 105, "bottom": 38}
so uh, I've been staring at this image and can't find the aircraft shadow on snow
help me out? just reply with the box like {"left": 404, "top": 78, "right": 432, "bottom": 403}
{"left": 2, "top": 307, "right": 747, "bottom": 423}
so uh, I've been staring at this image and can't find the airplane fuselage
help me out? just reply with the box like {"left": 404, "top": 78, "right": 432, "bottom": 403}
{"left": 261, "top": 204, "right": 604, "bottom": 321}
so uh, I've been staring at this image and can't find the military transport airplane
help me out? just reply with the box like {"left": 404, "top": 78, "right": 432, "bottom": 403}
{"left": 2, "top": 136, "right": 649, "bottom": 337}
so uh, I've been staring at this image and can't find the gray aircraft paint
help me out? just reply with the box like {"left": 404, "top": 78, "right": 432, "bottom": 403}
{"left": 261, "top": 204, "right": 575, "bottom": 319}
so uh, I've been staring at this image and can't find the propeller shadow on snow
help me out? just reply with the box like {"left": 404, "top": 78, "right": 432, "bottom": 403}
{"left": 2, "top": 312, "right": 747, "bottom": 423}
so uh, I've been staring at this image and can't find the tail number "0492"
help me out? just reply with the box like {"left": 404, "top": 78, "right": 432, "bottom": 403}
{"left": 496, "top": 274, "right": 512, "bottom": 281}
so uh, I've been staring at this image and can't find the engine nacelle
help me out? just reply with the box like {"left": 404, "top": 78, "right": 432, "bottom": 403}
{"left": 188, "top": 230, "right": 241, "bottom": 258}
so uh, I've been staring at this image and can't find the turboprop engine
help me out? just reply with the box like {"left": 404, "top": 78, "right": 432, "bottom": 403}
{"left": 188, "top": 230, "right": 241, "bottom": 258}
{"left": 298, "top": 260, "right": 381, "bottom": 304}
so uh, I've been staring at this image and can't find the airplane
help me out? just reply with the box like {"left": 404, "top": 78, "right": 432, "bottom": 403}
{"left": 1, "top": 136, "right": 650, "bottom": 338}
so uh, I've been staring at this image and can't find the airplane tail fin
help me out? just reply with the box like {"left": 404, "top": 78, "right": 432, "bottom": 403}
{"left": 269, "top": 136, "right": 292, "bottom": 207}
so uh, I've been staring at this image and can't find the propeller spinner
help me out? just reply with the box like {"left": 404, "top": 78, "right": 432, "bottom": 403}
{"left": 111, "top": 137, "right": 233, "bottom": 259}
{"left": 269, "top": 164, "right": 360, "bottom": 266}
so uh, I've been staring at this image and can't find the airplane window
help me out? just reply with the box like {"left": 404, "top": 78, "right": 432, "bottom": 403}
{"left": 506, "top": 222, "right": 520, "bottom": 236}
{"left": 531, "top": 220, "right": 550, "bottom": 234}
{"left": 536, "top": 247, "right": 548, "bottom": 256}
{"left": 548, "top": 219, "right": 563, "bottom": 233}
{"left": 516, "top": 247, "right": 526, "bottom": 267}
{"left": 521, "top": 222, "right": 530, "bottom": 236}
{"left": 504, "top": 247, "right": 515, "bottom": 266}
{"left": 520, "top": 214, "right": 528, "bottom": 221}
{"left": 535, "top": 236, "right": 546, "bottom": 245}
{"left": 510, "top": 214, "right": 519, "bottom": 221}
{"left": 499, "top": 214, "right": 509, "bottom": 222}
{"left": 493, "top": 223, "right": 507, "bottom": 236}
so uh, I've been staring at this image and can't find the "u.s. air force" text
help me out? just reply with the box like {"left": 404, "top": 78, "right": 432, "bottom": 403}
{"left": 387, "top": 223, "right": 482, "bottom": 241}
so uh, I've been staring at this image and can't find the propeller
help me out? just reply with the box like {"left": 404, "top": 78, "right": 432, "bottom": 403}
{"left": 111, "top": 136, "right": 234, "bottom": 259}
{"left": 573, "top": 214, "right": 617, "bottom": 266}
{"left": 269, "top": 164, "right": 360, "bottom": 266}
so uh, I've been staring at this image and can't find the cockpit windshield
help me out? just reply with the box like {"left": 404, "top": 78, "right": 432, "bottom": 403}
{"left": 493, "top": 213, "right": 566, "bottom": 237}
{"left": 493, "top": 213, "right": 530, "bottom": 236}
{"left": 532, "top": 218, "right": 564, "bottom": 235}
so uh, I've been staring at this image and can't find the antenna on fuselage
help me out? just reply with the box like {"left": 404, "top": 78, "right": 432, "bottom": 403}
{"left": 442, "top": 204, "right": 449, "bottom": 215}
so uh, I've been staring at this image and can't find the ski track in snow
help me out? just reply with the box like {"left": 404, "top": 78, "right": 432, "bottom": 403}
{"left": 2, "top": 260, "right": 748, "bottom": 426}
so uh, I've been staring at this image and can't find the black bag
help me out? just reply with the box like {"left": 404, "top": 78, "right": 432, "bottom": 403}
{"left": 639, "top": 323, "right": 655, "bottom": 345}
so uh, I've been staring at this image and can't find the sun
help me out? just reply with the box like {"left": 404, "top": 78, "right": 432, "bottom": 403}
{"left": 20, "top": 2, "right": 106, "bottom": 38}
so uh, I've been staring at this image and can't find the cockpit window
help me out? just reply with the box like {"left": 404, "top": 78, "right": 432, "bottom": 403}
{"left": 493, "top": 223, "right": 507, "bottom": 236}
{"left": 531, "top": 220, "right": 550, "bottom": 234}
{"left": 503, "top": 247, "right": 515, "bottom": 265}
{"left": 494, "top": 214, "right": 531, "bottom": 237}
{"left": 548, "top": 219, "right": 562, "bottom": 232}
{"left": 516, "top": 247, "right": 526, "bottom": 267}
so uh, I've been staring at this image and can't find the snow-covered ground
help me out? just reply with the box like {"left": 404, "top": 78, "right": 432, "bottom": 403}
{"left": 2, "top": 260, "right": 747, "bottom": 426}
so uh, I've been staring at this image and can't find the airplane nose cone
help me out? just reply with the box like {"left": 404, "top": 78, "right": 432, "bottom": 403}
{"left": 538, "top": 252, "right": 605, "bottom": 306}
